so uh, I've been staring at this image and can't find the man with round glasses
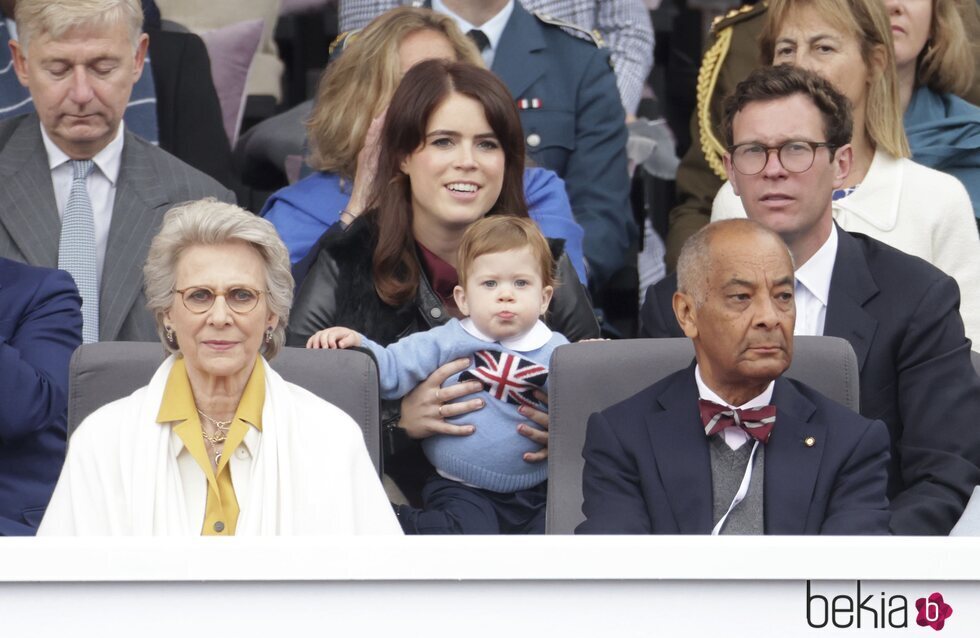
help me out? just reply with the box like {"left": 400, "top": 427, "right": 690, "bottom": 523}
{"left": 641, "top": 65, "right": 980, "bottom": 535}
{"left": 728, "top": 140, "right": 838, "bottom": 176}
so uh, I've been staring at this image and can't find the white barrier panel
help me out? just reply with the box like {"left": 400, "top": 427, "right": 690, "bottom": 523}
{"left": 2, "top": 536, "right": 979, "bottom": 636}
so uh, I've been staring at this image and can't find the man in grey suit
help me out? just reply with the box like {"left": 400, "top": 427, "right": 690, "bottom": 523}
{"left": 0, "top": 0, "right": 233, "bottom": 343}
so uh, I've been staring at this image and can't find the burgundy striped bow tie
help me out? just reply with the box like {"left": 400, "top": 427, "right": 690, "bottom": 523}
{"left": 698, "top": 399, "right": 777, "bottom": 444}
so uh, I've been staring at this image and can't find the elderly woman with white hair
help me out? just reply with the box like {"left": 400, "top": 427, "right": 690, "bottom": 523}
{"left": 39, "top": 199, "right": 401, "bottom": 536}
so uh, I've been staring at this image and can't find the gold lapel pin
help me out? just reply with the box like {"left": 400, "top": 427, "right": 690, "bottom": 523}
{"left": 804, "top": 436, "right": 816, "bottom": 448}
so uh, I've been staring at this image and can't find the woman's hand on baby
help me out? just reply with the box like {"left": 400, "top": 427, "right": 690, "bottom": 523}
{"left": 518, "top": 390, "right": 550, "bottom": 463}
{"left": 306, "top": 326, "right": 362, "bottom": 349}
{"left": 399, "top": 357, "right": 484, "bottom": 439}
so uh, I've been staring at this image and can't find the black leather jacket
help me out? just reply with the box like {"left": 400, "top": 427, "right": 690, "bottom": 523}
{"left": 286, "top": 217, "right": 600, "bottom": 501}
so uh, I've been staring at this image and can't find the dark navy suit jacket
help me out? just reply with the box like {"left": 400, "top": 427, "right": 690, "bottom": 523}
{"left": 0, "top": 258, "right": 81, "bottom": 535}
{"left": 491, "top": 2, "right": 632, "bottom": 287}
{"left": 576, "top": 366, "right": 891, "bottom": 534}
{"left": 640, "top": 228, "right": 980, "bottom": 534}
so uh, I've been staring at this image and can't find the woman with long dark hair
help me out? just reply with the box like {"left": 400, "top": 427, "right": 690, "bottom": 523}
{"left": 288, "top": 60, "right": 598, "bottom": 503}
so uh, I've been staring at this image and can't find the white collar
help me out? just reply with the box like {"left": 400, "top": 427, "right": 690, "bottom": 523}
{"left": 694, "top": 364, "right": 774, "bottom": 410}
{"left": 832, "top": 149, "right": 903, "bottom": 232}
{"left": 40, "top": 119, "right": 125, "bottom": 186}
{"left": 432, "top": 0, "right": 514, "bottom": 53}
{"left": 169, "top": 420, "right": 261, "bottom": 460}
{"left": 459, "top": 317, "right": 553, "bottom": 352}
{"left": 794, "top": 223, "right": 838, "bottom": 308}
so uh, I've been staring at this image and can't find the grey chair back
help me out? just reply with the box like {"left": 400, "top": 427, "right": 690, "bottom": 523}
{"left": 952, "top": 351, "right": 980, "bottom": 536}
{"left": 67, "top": 343, "right": 382, "bottom": 474}
{"left": 547, "top": 336, "right": 860, "bottom": 534}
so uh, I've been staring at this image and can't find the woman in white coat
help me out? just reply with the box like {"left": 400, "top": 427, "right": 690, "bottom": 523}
{"left": 38, "top": 200, "right": 401, "bottom": 536}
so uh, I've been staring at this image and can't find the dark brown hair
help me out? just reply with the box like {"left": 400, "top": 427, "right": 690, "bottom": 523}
{"left": 722, "top": 65, "right": 853, "bottom": 152}
{"left": 369, "top": 59, "right": 528, "bottom": 306}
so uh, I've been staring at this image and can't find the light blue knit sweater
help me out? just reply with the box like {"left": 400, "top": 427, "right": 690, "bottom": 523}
{"left": 361, "top": 318, "right": 568, "bottom": 492}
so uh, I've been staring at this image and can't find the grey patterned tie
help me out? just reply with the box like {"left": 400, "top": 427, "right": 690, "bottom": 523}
{"left": 58, "top": 159, "right": 99, "bottom": 343}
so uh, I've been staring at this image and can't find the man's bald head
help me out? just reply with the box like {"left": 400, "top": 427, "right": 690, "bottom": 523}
{"left": 673, "top": 219, "right": 797, "bottom": 405}
{"left": 676, "top": 219, "right": 794, "bottom": 308}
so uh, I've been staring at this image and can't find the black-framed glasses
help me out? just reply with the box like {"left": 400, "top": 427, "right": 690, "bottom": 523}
{"left": 173, "top": 286, "right": 266, "bottom": 314}
{"left": 727, "top": 140, "right": 836, "bottom": 175}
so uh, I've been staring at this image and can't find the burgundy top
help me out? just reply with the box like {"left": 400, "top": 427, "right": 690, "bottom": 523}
{"left": 416, "top": 241, "right": 460, "bottom": 315}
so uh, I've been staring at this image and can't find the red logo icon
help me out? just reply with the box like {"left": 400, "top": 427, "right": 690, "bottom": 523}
{"left": 915, "top": 593, "right": 952, "bottom": 631}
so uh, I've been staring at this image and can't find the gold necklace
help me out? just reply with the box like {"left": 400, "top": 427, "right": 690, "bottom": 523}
{"left": 197, "top": 408, "right": 233, "bottom": 429}
{"left": 198, "top": 409, "right": 232, "bottom": 466}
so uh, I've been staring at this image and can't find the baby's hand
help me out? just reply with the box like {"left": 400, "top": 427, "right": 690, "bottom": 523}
{"left": 306, "top": 327, "right": 363, "bottom": 349}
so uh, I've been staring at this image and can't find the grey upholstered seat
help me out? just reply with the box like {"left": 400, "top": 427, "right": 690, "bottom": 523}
{"left": 66, "top": 343, "right": 382, "bottom": 474}
{"left": 949, "top": 350, "right": 980, "bottom": 536}
{"left": 546, "top": 336, "right": 861, "bottom": 534}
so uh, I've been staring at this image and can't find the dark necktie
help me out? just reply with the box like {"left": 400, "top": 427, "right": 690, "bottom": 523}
{"left": 698, "top": 399, "right": 777, "bottom": 444}
{"left": 467, "top": 29, "right": 490, "bottom": 53}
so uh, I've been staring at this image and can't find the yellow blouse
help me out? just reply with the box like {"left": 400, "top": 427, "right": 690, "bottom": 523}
{"left": 156, "top": 357, "right": 265, "bottom": 536}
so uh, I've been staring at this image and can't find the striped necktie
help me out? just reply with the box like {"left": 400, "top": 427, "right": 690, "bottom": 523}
{"left": 699, "top": 399, "right": 777, "bottom": 444}
{"left": 58, "top": 159, "right": 99, "bottom": 343}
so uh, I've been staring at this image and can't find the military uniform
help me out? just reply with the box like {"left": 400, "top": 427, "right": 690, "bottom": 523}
{"left": 665, "top": 2, "right": 766, "bottom": 270}
{"left": 338, "top": 0, "right": 655, "bottom": 114}
{"left": 493, "top": 4, "right": 633, "bottom": 288}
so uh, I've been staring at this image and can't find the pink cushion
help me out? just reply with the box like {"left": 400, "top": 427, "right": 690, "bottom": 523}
{"left": 199, "top": 18, "right": 264, "bottom": 147}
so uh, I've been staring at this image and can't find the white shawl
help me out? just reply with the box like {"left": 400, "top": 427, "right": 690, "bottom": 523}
{"left": 38, "top": 356, "right": 401, "bottom": 536}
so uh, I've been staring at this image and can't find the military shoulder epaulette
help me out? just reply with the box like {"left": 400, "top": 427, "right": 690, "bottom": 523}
{"left": 329, "top": 30, "right": 360, "bottom": 56}
{"left": 709, "top": 1, "right": 767, "bottom": 36}
{"left": 533, "top": 11, "right": 604, "bottom": 48}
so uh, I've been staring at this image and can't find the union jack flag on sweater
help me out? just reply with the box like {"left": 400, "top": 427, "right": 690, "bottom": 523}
{"left": 460, "top": 350, "right": 549, "bottom": 409}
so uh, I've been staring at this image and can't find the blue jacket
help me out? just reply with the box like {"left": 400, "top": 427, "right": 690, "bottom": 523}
{"left": 262, "top": 166, "right": 588, "bottom": 283}
{"left": 904, "top": 86, "right": 980, "bottom": 220}
{"left": 0, "top": 258, "right": 82, "bottom": 535}
{"left": 492, "top": 2, "right": 633, "bottom": 287}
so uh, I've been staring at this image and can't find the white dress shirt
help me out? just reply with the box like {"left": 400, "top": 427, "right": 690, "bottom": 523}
{"left": 42, "top": 122, "right": 124, "bottom": 285}
{"left": 793, "top": 224, "right": 838, "bottom": 336}
{"left": 695, "top": 365, "right": 774, "bottom": 451}
{"left": 432, "top": 0, "right": 514, "bottom": 69}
